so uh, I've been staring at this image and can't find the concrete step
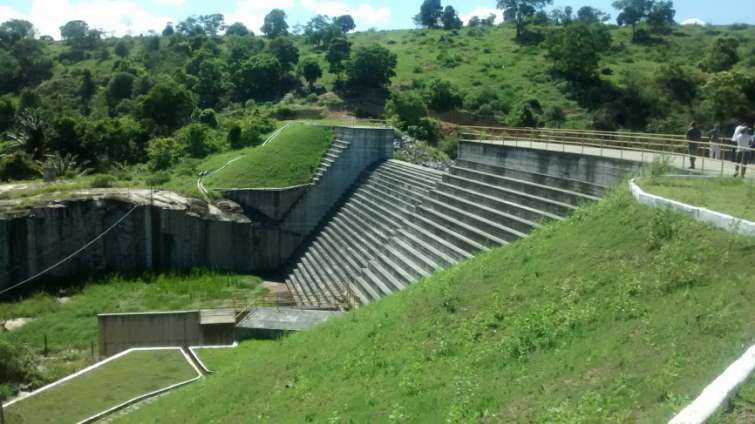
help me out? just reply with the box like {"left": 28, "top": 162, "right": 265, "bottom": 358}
{"left": 450, "top": 165, "right": 598, "bottom": 206}
{"left": 422, "top": 196, "right": 527, "bottom": 243}
{"left": 442, "top": 174, "right": 576, "bottom": 218}
{"left": 325, "top": 151, "right": 340, "bottom": 162}
{"left": 311, "top": 239, "right": 353, "bottom": 289}
{"left": 335, "top": 211, "right": 389, "bottom": 256}
{"left": 316, "top": 233, "right": 377, "bottom": 303}
{"left": 298, "top": 256, "right": 337, "bottom": 304}
{"left": 292, "top": 268, "right": 318, "bottom": 305}
{"left": 306, "top": 247, "right": 346, "bottom": 300}
{"left": 377, "top": 165, "right": 440, "bottom": 192}
{"left": 360, "top": 265, "right": 399, "bottom": 297}
{"left": 406, "top": 214, "right": 478, "bottom": 260}
{"left": 384, "top": 160, "right": 445, "bottom": 182}
{"left": 357, "top": 185, "right": 416, "bottom": 219}
{"left": 428, "top": 189, "right": 540, "bottom": 235}
{"left": 328, "top": 219, "right": 377, "bottom": 268}
{"left": 379, "top": 242, "right": 432, "bottom": 281}
{"left": 390, "top": 236, "right": 443, "bottom": 274}
{"left": 370, "top": 171, "right": 434, "bottom": 198}
{"left": 368, "top": 255, "right": 410, "bottom": 293}
{"left": 350, "top": 193, "right": 414, "bottom": 231}
{"left": 365, "top": 176, "right": 431, "bottom": 206}
{"left": 285, "top": 272, "right": 307, "bottom": 306}
{"left": 417, "top": 205, "right": 505, "bottom": 249}
{"left": 342, "top": 198, "right": 401, "bottom": 240}
{"left": 455, "top": 159, "right": 606, "bottom": 198}
{"left": 436, "top": 181, "right": 561, "bottom": 224}
{"left": 339, "top": 206, "right": 392, "bottom": 243}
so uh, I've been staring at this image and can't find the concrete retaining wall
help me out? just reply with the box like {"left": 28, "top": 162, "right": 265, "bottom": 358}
{"left": 222, "top": 185, "right": 309, "bottom": 221}
{"left": 458, "top": 141, "right": 644, "bottom": 188}
{"left": 98, "top": 311, "right": 235, "bottom": 357}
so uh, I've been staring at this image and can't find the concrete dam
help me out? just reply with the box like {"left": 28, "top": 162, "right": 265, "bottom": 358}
{"left": 0, "top": 126, "right": 642, "bottom": 306}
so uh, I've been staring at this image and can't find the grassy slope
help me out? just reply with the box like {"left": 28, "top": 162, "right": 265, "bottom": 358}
{"left": 203, "top": 124, "right": 334, "bottom": 189}
{"left": 712, "top": 377, "right": 755, "bottom": 422}
{"left": 0, "top": 271, "right": 262, "bottom": 391}
{"left": 116, "top": 190, "right": 754, "bottom": 423}
{"left": 5, "top": 350, "right": 196, "bottom": 424}
{"left": 640, "top": 177, "right": 755, "bottom": 221}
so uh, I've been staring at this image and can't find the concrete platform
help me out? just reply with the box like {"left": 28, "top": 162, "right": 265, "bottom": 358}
{"left": 237, "top": 307, "right": 343, "bottom": 332}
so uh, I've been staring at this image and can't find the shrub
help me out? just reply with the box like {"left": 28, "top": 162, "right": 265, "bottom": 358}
{"left": 424, "top": 79, "right": 463, "bottom": 112}
{"left": 385, "top": 91, "right": 428, "bottom": 128}
{"left": 197, "top": 109, "right": 218, "bottom": 128}
{"left": 0, "top": 152, "right": 39, "bottom": 180}
{"left": 90, "top": 174, "right": 116, "bottom": 188}
{"left": 147, "top": 137, "right": 181, "bottom": 170}
{"left": 176, "top": 124, "right": 219, "bottom": 159}
{"left": 0, "top": 339, "right": 41, "bottom": 396}
{"left": 227, "top": 125, "right": 243, "bottom": 149}
{"left": 406, "top": 118, "right": 442, "bottom": 144}
{"left": 701, "top": 37, "right": 740, "bottom": 72}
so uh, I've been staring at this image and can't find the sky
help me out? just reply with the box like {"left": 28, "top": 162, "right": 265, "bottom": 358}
{"left": 0, "top": 0, "right": 752, "bottom": 39}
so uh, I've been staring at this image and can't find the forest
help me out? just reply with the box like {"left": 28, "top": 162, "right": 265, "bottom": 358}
{"left": 0, "top": 0, "right": 753, "bottom": 187}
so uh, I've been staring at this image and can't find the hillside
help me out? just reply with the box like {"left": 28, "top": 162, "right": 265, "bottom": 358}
{"left": 1, "top": 17, "right": 754, "bottom": 188}
{"left": 110, "top": 189, "right": 755, "bottom": 423}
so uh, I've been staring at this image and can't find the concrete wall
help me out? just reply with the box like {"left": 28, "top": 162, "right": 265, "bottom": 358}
{"left": 98, "top": 311, "right": 235, "bottom": 357}
{"left": 222, "top": 185, "right": 308, "bottom": 221}
{"left": 0, "top": 126, "right": 395, "bottom": 288}
{"left": 458, "top": 141, "right": 644, "bottom": 188}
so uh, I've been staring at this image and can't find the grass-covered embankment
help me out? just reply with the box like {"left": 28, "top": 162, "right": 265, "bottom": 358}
{"left": 639, "top": 176, "right": 755, "bottom": 221}
{"left": 0, "top": 271, "right": 262, "bottom": 398}
{"left": 4, "top": 349, "right": 197, "bottom": 424}
{"left": 712, "top": 377, "right": 755, "bottom": 423}
{"left": 203, "top": 124, "right": 334, "bottom": 189}
{"left": 115, "top": 190, "right": 755, "bottom": 422}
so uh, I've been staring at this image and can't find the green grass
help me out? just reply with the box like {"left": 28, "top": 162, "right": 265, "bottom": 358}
{"left": 639, "top": 177, "right": 755, "bottom": 221}
{"left": 4, "top": 349, "right": 197, "bottom": 424}
{"left": 711, "top": 377, "right": 755, "bottom": 423}
{"left": 113, "top": 190, "right": 754, "bottom": 423}
{"left": 0, "top": 271, "right": 263, "bottom": 395}
{"left": 203, "top": 124, "right": 334, "bottom": 189}
{"left": 194, "top": 341, "right": 271, "bottom": 372}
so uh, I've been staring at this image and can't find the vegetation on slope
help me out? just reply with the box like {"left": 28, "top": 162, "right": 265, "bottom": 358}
{"left": 4, "top": 350, "right": 196, "bottom": 424}
{"left": 0, "top": 271, "right": 262, "bottom": 399}
{"left": 640, "top": 176, "right": 755, "bottom": 221}
{"left": 203, "top": 124, "right": 334, "bottom": 189}
{"left": 115, "top": 190, "right": 754, "bottom": 422}
{"left": 712, "top": 377, "right": 755, "bottom": 423}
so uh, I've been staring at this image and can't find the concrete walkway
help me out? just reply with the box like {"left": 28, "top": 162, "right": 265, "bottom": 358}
{"left": 467, "top": 138, "right": 754, "bottom": 180}
{"left": 237, "top": 307, "right": 343, "bottom": 332}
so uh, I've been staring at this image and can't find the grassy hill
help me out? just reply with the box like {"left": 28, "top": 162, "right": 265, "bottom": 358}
{"left": 109, "top": 189, "right": 755, "bottom": 423}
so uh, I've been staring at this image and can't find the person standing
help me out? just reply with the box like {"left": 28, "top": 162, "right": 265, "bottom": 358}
{"left": 707, "top": 124, "right": 722, "bottom": 160}
{"left": 686, "top": 122, "right": 702, "bottom": 170}
{"left": 732, "top": 123, "right": 751, "bottom": 177}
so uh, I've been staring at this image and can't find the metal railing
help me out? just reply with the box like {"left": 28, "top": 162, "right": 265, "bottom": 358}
{"left": 459, "top": 126, "right": 753, "bottom": 178}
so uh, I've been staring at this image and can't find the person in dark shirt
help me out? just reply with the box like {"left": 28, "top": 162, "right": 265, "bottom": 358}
{"left": 686, "top": 122, "right": 702, "bottom": 170}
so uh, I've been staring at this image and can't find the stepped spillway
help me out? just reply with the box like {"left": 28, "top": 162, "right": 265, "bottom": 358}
{"left": 285, "top": 158, "right": 602, "bottom": 308}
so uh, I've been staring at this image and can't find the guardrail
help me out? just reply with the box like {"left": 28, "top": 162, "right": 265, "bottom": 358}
{"left": 459, "top": 126, "right": 753, "bottom": 178}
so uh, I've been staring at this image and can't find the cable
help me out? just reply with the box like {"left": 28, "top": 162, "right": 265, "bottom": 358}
{"left": 0, "top": 205, "right": 139, "bottom": 297}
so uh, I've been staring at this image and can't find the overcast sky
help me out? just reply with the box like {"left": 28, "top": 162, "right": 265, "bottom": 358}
{"left": 0, "top": 0, "right": 751, "bottom": 39}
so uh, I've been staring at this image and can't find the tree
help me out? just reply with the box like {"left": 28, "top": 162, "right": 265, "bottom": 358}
{"left": 326, "top": 36, "right": 351, "bottom": 76}
{"left": 702, "top": 71, "right": 754, "bottom": 122}
{"left": 114, "top": 39, "right": 129, "bottom": 58}
{"left": 0, "top": 96, "right": 15, "bottom": 133}
{"left": 646, "top": 1, "right": 675, "bottom": 34}
{"left": 496, "top": 0, "right": 553, "bottom": 39}
{"left": 414, "top": 0, "right": 443, "bottom": 29}
{"left": 195, "top": 59, "right": 226, "bottom": 108}
{"left": 612, "top": 0, "right": 651, "bottom": 40}
{"left": 304, "top": 15, "right": 333, "bottom": 47}
{"left": 232, "top": 54, "right": 283, "bottom": 100}
{"left": 550, "top": 7, "right": 573, "bottom": 26}
{"left": 576, "top": 6, "right": 611, "bottom": 23}
{"left": 226, "top": 22, "right": 250, "bottom": 36}
{"left": 441, "top": 6, "right": 463, "bottom": 30}
{"left": 299, "top": 57, "right": 323, "bottom": 89}
{"left": 199, "top": 14, "right": 225, "bottom": 36}
{"left": 701, "top": 36, "right": 740, "bottom": 72}
{"left": 162, "top": 23, "right": 175, "bottom": 37}
{"left": 483, "top": 13, "right": 498, "bottom": 26}
{"left": 424, "top": 78, "right": 462, "bottom": 112}
{"left": 546, "top": 22, "right": 612, "bottom": 82}
{"left": 345, "top": 44, "right": 398, "bottom": 89}
{"left": 386, "top": 91, "right": 428, "bottom": 127}
{"left": 79, "top": 69, "right": 96, "bottom": 114}
{"left": 334, "top": 15, "right": 356, "bottom": 33}
{"left": 656, "top": 62, "right": 698, "bottom": 104}
{"left": 0, "top": 20, "right": 35, "bottom": 46}
{"left": 106, "top": 72, "right": 135, "bottom": 108}
{"left": 141, "top": 77, "right": 196, "bottom": 134}
{"left": 147, "top": 137, "right": 181, "bottom": 170}
{"left": 59, "top": 20, "right": 99, "bottom": 50}
{"left": 268, "top": 37, "right": 300, "bottom": 72}
{"left": 262, "top": 9, "right": 289, "bottom": 38}
{"left": 468, "top": 16, "right": 482, "bottom": 27}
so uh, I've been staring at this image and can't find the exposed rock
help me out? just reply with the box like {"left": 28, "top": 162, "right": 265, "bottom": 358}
{"left": 4, "top": 317, "right": 33, "bottom": 331}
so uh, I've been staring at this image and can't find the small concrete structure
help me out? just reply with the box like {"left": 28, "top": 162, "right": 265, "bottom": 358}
{"left": 237, "top": 307, "right": 342, "bottom": 336}
{"left": 98, "top": 309, "right": 236, "bottom": 357}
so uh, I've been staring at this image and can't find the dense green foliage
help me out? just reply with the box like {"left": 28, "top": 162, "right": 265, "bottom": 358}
{"left": 0, "top": 6, "right": 752, "bottom": 185}
{"left": 114, "top": 190, "right": 754, "bottom": 422}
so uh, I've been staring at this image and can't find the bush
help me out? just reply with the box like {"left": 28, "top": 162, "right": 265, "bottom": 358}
{"left": 197, "top": 109, "right": 218, "bottom": 128}
{"left": 176, "top": 124, "right": 219, "bottom": 159}
{"left": 0, "top": 152, "right": 39, "bottom": 180}
{"left": 227, "top": 125, "right": 243, "bottom": 149}
{"left": 464, "top": 89, "right": 509, "bottom": 117}
{"left": 385, "top": 91, "right": 427, "bottom": 128}
{"left": 406, "top": 117, "right": 442, "bottom": 144}
{"left": 147, "top": 137, "right": 181, "bottom": 170}
{"left": 90, "top": 174, "right": 116, "bottom": 188}
{"left": 0, "top": 339, "right": 41, "bottom": 394}
{"left": 424, "top": 79, "right": 463, "bottom": 112}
